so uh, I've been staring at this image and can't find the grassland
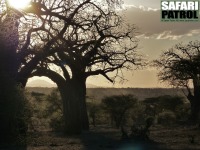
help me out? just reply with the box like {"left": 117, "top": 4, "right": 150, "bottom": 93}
{"left": 14, "top": 87, "right": 199, "bottom": 150}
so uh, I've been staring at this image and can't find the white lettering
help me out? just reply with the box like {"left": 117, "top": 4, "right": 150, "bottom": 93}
{"left": 161, "top": 1, "right": 168, "bottom": 10}
{"left": 161, "top": 1, "right": 199, "bottom": 10}
{"left": 195, "top": 1, "right": 199, "bottom": 10}
{"left": 180, "top": 2, "right": 187, "bottom": 10}
{"left": 187, "top": 2, "right": 195, "bottom": 10}
{"left": 175, "top": 2, "right": 181, "bottom": 10}
{"left": 169, "top": 2, "right": 176, "bottom": 10}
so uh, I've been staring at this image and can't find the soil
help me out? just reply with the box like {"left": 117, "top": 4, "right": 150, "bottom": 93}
{"left": 1, "top": 125, "right": 200, "bottom": 150}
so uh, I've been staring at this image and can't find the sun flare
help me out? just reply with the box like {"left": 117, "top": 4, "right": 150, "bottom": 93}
{"left": 8, "top": 0, "right": 31, "bottom": 9}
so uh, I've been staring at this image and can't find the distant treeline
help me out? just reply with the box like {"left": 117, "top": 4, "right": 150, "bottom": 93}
{"left": 26, "top": 87, "right": 187, "bottom": 101}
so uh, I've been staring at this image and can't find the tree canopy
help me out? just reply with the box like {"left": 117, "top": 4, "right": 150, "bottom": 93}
{"left": 154, "top": 41, "right": 200, "bottom": 88}
{"left": 0, "top": 0, "right": 143, "bottom": 86}
{"left": 154, "top": 41, "right": 200, "bottom": 121}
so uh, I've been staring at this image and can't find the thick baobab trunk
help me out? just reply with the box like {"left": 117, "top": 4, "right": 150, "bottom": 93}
{"left": 189, "top": 97, "right": 200, "bottom": 122}
{"left": 64, "top": 77, "right": 89, "bottom": 134}
{"left": 188, "top": 79, "right": 200, "bottom": 123}
{"left": 0, "top": 41, "right": 28, "bottom": 143}
{"left": 32, "top": 69, "right": 89, "bottom": 134}
{"left": 0, "top": 41, "right": 18, "bottom": 79}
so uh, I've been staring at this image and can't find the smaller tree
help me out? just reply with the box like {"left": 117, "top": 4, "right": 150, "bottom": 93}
{"left": 102, "top": 95, "right": 137, "bottom": 128}
{"left": 153, "top": 41, "right": 200, "bottom": 122}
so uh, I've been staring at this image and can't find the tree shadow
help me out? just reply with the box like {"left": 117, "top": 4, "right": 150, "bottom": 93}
{"left": 0, "top": 126, "right": 171, "bottom": 150}
{"left": 0, "top": 145, "right": 27, "bottom": 150}
{"left": 79, "top": 126, "right": 168, "bottom": 150}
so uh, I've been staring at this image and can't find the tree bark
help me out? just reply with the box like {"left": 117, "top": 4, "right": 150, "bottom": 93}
{"left": 0, "top": 40, "right": 18, "bottom": 79}
{"left": 32, "top": 69, "right": 89, "bottom": 134}
{"left": 188, "top": 79, "right": 200, "bottom": 123}
{"left": 64, "top": 77, "right": 89, "bottom": 134}
{"left": 0, "top": 40, "right": 27, "bottom": 142}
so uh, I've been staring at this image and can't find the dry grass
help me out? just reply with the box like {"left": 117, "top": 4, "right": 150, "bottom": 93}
{"left": 4, "top": 125, "right": 195, "bottom": 150}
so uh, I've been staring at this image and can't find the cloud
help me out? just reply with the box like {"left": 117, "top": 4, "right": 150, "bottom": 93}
{"left": 156, "top": 31, "right": 182, "bottom": 40}
{"left": 123, "top": 6, "right": 200, "bottom": 40}
{"left": 124, "top": 0, "right": 160, "bottom": 9}
{"left": 122, "top": 4, "right": 137, "bottom": 9}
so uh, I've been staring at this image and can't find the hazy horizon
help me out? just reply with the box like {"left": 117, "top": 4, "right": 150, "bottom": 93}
{"left": 27, "top": 77, "right": 171, "bottom": 88}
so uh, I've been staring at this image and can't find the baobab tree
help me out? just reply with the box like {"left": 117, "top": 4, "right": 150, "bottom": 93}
{"left": 0, "top": 0, "right": 142, "bottom": 135}
{"left": 154, "top": 41, "right": 200, "bottom": 122}
{"left": 30, "top": 7, "right": 143, "bottom": 133}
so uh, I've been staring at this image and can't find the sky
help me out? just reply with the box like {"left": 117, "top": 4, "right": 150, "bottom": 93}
{"left": 27, "top": 0, "right": 200, "bottom": 88}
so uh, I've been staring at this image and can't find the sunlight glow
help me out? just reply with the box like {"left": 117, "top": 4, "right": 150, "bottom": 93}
{"left": 8, "top": 0, "right": 31, "bottom": 9}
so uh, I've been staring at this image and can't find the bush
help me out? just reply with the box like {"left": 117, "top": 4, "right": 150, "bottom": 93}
{"left": 131, "top": 102, "right": 146, "bottom": 125}
{"left": 144, "top": 95, "right": 185, "bottom": 113}
{"left": 49, "top": 115, "right": 65, "bottom": 131}
{"left": 175, "top": 104, "right": 190, "bottom": 121}
{"left": 158, "top": 111, "right": 176, "bottom": 125}
{"left": 102, "top": 95, "right": 137, "bottom": 128}
{"left": 45, "top": 89, "right": 64, "bottom": 131}
{"left": 130, "top": 116, "right": 154, "bottom": 140}
{"left": 87, "top": 102, "right": 102, "bottom": 127}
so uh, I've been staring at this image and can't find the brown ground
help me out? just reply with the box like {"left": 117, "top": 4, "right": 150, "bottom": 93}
{"left": 1, "top": 125, "right": 200, "bottom": 150}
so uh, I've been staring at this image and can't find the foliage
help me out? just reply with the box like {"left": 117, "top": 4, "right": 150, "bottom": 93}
{"left": 31, "top": 92, "right": 45, "bottom": 97}
{"left": 175, "top": 104, "right": 190, "bottom": 121}
{"left": 87, "top": 102, "right": 102, "bottom": 127}
{"left": 102, "top": 95, "right": 137, "bottom": 128}
{"left": 45, "top": 89, "right": 64, "bottom": 131}
{"left": 153, "top": 41, "right": 200, "bottom": 87}
{"left": 129, "top": 102, "right": 154, "bottom": 140}
{"left": 130, "top": 116, "right": 154, "bottom": 140}
{"left": 144, "top": 95, "right": 185, "bottom": 113}
{"left": 29, "top": 88, "right": 64, "bottom": 131}
{"left": 158, "top": 111, "right": 176, "bottom": 125}
{"left": 131, "top": 102, "right": 146, "bottom": 124}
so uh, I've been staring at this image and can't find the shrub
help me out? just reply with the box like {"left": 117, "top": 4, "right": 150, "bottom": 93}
{"left": 144, "top": 95, "right": 185, "bottom": 111}
{"left": 130, "top": 102, "right": 155, "bottom": 140}
{"left": 31, "top": 92, "right": 45, "bottom": 97}
{"left": 87, "top": 102, "right": 102, "bottom": 127}
{"left": 175, "top": 104, "right": 190, "bottom": 121}
{"left": 45, "top": 89, "right": 64, "bottom": 131}
{"left": 158, "top": 111, "right": 176, "bottom": 125}
{"left": 49, "top": 115, "right": 65, "bottom": 131}
{"left": 130, "top": 116, "right": 154, "bottom": 140}
{"left": 131, "top": 102, "right": 146, "bottom": 125}
{"left": 102, "top": 95, "right": 137, "bottom": 128}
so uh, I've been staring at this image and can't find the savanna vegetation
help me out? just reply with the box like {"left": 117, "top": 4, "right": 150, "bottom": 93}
{"left": 19, "top": 87, "right": 200, "bottom": 149}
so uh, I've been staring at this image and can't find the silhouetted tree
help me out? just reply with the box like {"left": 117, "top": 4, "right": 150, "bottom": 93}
{"left": 154, "top": 41, "right": 200, "bottom": 122}
{"left": 0, "top": 0, "right": 143, "bottom": 134}
{"left": 28, "top": 0, "right": 143, "bottom": 133}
